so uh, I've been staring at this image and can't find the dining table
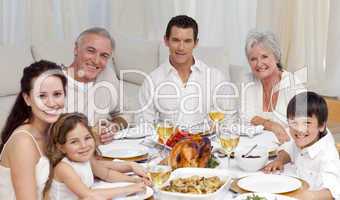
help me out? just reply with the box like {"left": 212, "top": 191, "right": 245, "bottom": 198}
{"left": 96, "top": 127, "right": 309, "bottom": 200}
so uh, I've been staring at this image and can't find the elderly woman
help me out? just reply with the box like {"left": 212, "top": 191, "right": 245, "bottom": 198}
{"left": 242, "top": 31, "right": 304, "bottom": 143}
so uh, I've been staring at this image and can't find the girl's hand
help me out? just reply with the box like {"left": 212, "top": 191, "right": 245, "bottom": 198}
{"left": 130, "top": 162, "right": 148, "bottom": 178}
{"left": 262, "top": 159, "right": 284, "bottom": 173}
{"left": 132, "top": 176, "right": 152, "bottom": 187}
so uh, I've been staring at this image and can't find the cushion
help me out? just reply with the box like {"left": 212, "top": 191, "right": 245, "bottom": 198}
{"left": 31, "top": 40, "right": 74, "bottom": 66}
{"left": 0, "top": 94, "right": 17, "bottom": 130}
{"left": 0, "top": 46, "right": 34, "bottom": 96}
{"left": 158, "top": 43, "right": 230, "bottom": 80}
{"left": 113, "top": 35, "right": 160, "bottom": 85}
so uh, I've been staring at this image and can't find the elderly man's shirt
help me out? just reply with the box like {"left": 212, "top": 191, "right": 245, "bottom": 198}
{"left": 138, "top": 58, "right": 232, "bottom": 127}
{"left": 63, "top": 65, "right": 120, "bottom": 125}
{"left": 282, "top": 130, "right": 340, "bottom": 199}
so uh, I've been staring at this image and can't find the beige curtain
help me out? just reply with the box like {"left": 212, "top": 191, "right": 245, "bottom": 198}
{"left": 256, "top": 0, "right": 329, "bottom": 88}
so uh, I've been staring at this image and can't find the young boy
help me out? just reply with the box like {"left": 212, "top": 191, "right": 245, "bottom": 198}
{"left": 264, "top": 91, "right": 340, "bottom": 200}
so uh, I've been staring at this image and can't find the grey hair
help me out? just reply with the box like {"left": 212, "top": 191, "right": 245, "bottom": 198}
{"left": 76, "top": 27, "right": 115, "bottom": 50}
{"left": 245, "top": 30, "right": 282, "bottom": 69}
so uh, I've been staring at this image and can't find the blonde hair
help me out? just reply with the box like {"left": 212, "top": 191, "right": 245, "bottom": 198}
{"left": 43, "top": 112, "right": 99, "bottom": 199}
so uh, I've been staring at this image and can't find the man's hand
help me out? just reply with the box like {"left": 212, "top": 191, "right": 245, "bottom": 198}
{"left": 94, "top": 119, "right": 119, "bottom": 145}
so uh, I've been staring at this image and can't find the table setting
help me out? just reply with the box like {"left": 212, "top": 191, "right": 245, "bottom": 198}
{"left": 95, "top": 113, "right": 310, "bottom": 200}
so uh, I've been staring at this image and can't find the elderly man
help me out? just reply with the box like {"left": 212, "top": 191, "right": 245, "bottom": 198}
{"left": 138, "top": 15, "right": 231, "bottom": 128}
{"left": 64, "top": 27, "right": 123, "bottom": 144}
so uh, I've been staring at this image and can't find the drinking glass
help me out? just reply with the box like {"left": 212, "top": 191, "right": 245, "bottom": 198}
{"left": 147, "top": 164, "right": 172, "bottom": 188}
{"left": 156, "top": 120, "right": 175, "bottom": 144}
{"left": 208, "top": 110, "right": 225, "bottom": 133}
{"left": 218, "top": 119, "right": 240, "bottom": 168}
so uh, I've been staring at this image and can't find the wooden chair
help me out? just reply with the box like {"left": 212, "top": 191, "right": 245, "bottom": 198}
{"left": 324, "top": 97, "right": 340, "bottom": 153}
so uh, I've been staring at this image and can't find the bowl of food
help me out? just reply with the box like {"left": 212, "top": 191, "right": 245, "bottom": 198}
{"left": 158, "top": 168, "right": 231, "bottom": 200}
{"left": 235, "top": 145, "right": 268, "bottom": 172}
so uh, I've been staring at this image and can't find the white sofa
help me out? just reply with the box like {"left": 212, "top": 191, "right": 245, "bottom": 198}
{"left": 0, "top": 35, "right": 246, "bottom": 130}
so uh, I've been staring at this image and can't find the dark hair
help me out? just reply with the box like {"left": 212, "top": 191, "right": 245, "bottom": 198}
{"left": 287, "top": 91, "right": 328, "bottom": 136}
{"left": 43, "top": 112, "right": 99, "bottom": 198}
{"left": 0, "top": 60, "right": 67, "bottom": 153}
{"left": 165, "top": 15, "right": 198, "bottom": 42}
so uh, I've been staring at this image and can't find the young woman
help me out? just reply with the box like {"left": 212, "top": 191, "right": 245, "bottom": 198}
{"left": 0, "top": 60, "right": 67, "bottom": 200}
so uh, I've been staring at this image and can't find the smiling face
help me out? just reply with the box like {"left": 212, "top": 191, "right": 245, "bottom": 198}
{"left": 288, "top": 115, "right": 326, "bottom": 149}
{"left": 247, "top": 43, "right": 280, "bottom": 80}
{"left": 24, "top": 75, "right": 65, "bottom": 124}
{"left": 58, "top": 123, "right": 95, "bottom": 162}
{"left": 164, "top": 26, "right": 197, "bottom": 68}
{"left": 73, "top": 33, "right": 112, "bottom": 82}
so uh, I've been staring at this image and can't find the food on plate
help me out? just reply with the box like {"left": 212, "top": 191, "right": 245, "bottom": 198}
{"left": 169, "top": 136, "right": 212, "bottom": 169}
{"left": 206, "top": 156, "right": 219, "bottom": 168}
{"left": 244, "top": 194, "right": 268, "bottom": 200}
{"left": 165, "top": 129, "right": 190, "bottom": 147}
{"left": 161, "top": 175, "right": 224, "bottom": 194}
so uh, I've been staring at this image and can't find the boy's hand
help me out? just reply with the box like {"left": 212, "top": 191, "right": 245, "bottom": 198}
{"left": 262, "top": 159, "right": 284, "bottom": 173}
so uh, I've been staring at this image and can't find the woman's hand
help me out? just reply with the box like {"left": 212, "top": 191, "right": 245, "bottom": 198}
{"left": 251, "top": 116, "right": 290, "bottom": 143}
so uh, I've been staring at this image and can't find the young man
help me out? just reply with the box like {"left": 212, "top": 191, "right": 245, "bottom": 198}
{"left": 138, "top": 15, "right": 230, "bottom": 128}
{"left": 64, "top": 27, "right": 121, "bottom": 144}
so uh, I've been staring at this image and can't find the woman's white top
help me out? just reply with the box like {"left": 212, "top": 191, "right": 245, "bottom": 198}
{"left": 282, "top": 130, "right": 340, "bottom": 199}
{"left": 49, "top": 157, "right": 94, "bottom": 200}
{"left": 242, "top": 70, "right": 305, "bottom": 124}
{"left": 0, "top": 130, "right": 50, "bottom": 200}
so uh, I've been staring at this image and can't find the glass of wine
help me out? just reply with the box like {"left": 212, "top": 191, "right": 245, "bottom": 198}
{"left": 156, "top": 120, "right": 174, "bottom": 144}
{"left": 218, "top": 119, "right": 240, "bottom": 168}
{"left": 208, "top": 110, "right": 225, "bottom": 133}
{"left": 147, "top": 164, "right": 172, "bottom": 188}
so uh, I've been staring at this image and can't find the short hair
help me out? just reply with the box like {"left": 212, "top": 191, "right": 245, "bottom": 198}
{"left": 287, "top": 91, "right": 328, "bottom": 135}
{"left": 165, "top": 15, "right": 198, "bottom": 42}
{"left": 76, "top": 27, "right": 115, "bottom": 50}
{"left": 245, "top": 30, "right": 282, "bottom": 70}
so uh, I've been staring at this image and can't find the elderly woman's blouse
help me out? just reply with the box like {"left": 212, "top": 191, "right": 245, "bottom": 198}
{"left": 241, "top": 70, "right": 305, "bottom": 124}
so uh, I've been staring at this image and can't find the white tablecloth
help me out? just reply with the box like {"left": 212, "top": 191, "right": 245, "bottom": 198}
{"left": 97, "top": 131, "right": 298, "bottom": 200}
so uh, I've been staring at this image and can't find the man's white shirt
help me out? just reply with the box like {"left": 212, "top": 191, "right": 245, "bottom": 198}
{"left": 138, "top": 58, "right": 234, "bottom": 127}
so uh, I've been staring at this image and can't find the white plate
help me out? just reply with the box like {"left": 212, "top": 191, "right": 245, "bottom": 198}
{"left": 237, "top": 174, "right": 302, "bottom": 194}
{"left": 92, "top": 181, "right": 153, "bottom": 200}
{"left": 99, "top": 143, "right": 148, "bottom": 159}
{"left": 234, "top": 192, "right": 298, "bottom": 200}
{"left": 159, "top": 168, "right": 232, "bottom": 200}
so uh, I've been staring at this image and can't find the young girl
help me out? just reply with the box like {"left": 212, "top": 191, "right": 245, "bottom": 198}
{"left": 264, "top": 91, "right": 340, "bottom": 200}
{"left": 0, "top": 60, "right": 67, "bottom": 200}
{"left": 44, "top": 112, "right": 149, "bottom": 200}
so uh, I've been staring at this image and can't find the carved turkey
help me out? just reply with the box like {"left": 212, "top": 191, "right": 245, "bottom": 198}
{"left": 169, "top": 135, "right": 212, "bottom": 169}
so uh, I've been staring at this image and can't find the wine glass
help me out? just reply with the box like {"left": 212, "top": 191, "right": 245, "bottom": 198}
{"left": 147, "top": 164, "right": 172, "bottom": 188}
{"left": 218, "top": 119, "right": 240, "bottom": 168}
{"left": 155, "top": 119, "right": 175, "bottom": 144}
{"left": 208, "top": 110, "right": 225, "bottom": 133}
